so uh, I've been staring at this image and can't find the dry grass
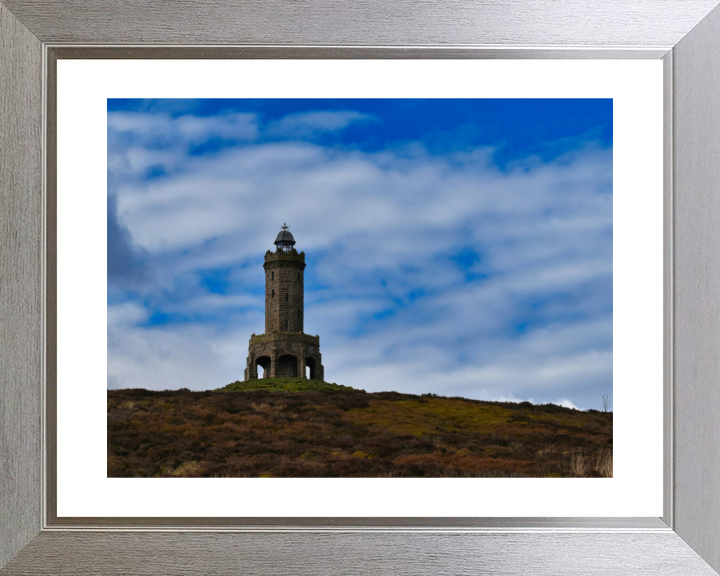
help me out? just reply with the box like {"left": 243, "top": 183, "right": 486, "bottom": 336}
{"left": 563, "top": 449, "right": 613, "bottom": 478}
{"left": 565, "top": 451, "right": 589, "bottom": 477}
{"left": 595, "top": 449, "right": 613, "bottom": 478}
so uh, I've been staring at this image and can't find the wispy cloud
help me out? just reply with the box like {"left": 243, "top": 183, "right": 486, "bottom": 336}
{"left": 108, "top": 111, "right": 259, "bottom": 148}
{"left": 267, "top": 110, "right": 374, "bottom": 138}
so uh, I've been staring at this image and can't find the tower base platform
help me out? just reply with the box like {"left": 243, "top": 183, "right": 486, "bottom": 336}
{"left": 244, "top": 332, "right": 324, "bottom": 381}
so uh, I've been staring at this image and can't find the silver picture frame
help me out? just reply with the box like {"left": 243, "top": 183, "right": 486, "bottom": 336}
{"left": 2, "top": 1, "right": 720, "bottom": 573}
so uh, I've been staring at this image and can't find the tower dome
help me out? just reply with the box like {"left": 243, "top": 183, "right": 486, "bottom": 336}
{"left": 274, "top": 223, "right": 296, "bottom": 252}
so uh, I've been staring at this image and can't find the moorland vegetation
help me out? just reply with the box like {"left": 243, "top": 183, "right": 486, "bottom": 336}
{"left": 107, "top": 379, "right": 612, "bottom": 478}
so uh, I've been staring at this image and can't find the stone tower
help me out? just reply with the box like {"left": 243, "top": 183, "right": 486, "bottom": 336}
{"left": 244, "top": 225, "right": 324, "bottom": 381}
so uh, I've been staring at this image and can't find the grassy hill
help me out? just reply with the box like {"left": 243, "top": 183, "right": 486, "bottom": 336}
{"left": 216, "top": 377, "right": 361, "bottom": 393}
{"left": 108, "top": 381, "right": 612, "bottom": 478}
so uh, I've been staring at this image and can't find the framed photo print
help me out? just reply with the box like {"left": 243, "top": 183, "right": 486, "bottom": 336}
{"left": 2, "top": 1, "right": 720, "bottom": 574}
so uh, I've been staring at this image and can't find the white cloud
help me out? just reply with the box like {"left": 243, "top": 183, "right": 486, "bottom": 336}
{"left": 108, "top": 111, "right": 259, "bottom": 146}
{"left": 108, "top": 324, "right": 248, "bottom": 391}
{"left": 267, "top": 110, "right": 373, "bottom": 138}
{"left": 107, "top": 302, "right": 148, "bottom": 327}
{"left": 554, "top": 399, "right": 580, "bottom": 410}
{"left": 107, "top": 303, "right": 262, "bottom": 391}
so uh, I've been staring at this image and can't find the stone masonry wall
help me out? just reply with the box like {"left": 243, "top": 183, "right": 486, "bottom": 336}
{"left": 244, "top": 333, "right": 323, "bottom": 381}
{"left": 264, "top": 249, "right": 305, "bottom": 334}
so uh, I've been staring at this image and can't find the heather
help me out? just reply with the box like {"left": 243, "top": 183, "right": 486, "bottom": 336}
{"left": 108, "top": 385, "right": 612, "bottom": 478}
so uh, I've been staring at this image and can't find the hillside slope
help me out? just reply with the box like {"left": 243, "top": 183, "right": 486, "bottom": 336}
{"left": 217, "top": 377, "right": 361, "bottom": 393}
{"left": 107, "top": 384, "right": 612, "bottom": 478}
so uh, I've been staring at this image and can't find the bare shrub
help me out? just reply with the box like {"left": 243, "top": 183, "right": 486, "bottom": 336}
{"left": 601, "top": 394, "right": 611, "bottom": 413}
{"left": 595, "top": 449, "right": 613, "bottom": 478}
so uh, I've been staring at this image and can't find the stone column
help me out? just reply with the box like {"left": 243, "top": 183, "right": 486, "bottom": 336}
{"left": 270, "top": 352, "right": 277, "bottom": 378}
{"left": 250, "top": 355, "right": 258, "bottom": 380}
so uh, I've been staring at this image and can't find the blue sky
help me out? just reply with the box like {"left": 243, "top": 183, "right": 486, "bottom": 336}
{"left": 107, "top": 98, "right": 613, "bottom": 410}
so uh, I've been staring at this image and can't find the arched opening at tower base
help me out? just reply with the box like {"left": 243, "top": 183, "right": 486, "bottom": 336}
{"left": 305, "top": 356, "right": 317, "bottom": 380}
{"left": 277, "top": 354, "right": 298, "bottom": 378}
{"left": 256, "top": 356, "right": 271, "bottom": 379}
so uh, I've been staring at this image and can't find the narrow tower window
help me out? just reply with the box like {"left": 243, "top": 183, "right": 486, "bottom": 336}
{"left": 272, "top": 290, "right": 275, "bottom": 299}
{"left": 286, "top": 320, "right": 289, "bottom": 331}
{"left": 272, "top": 272, "right": 274, "bottom": 280}
{"left": 285, "top": 293, "right": 289, "bottom": 302}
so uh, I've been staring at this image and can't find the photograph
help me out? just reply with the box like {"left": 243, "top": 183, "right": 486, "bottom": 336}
{"left": 106, "top": 97, "right": 613, "bottom": 478}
